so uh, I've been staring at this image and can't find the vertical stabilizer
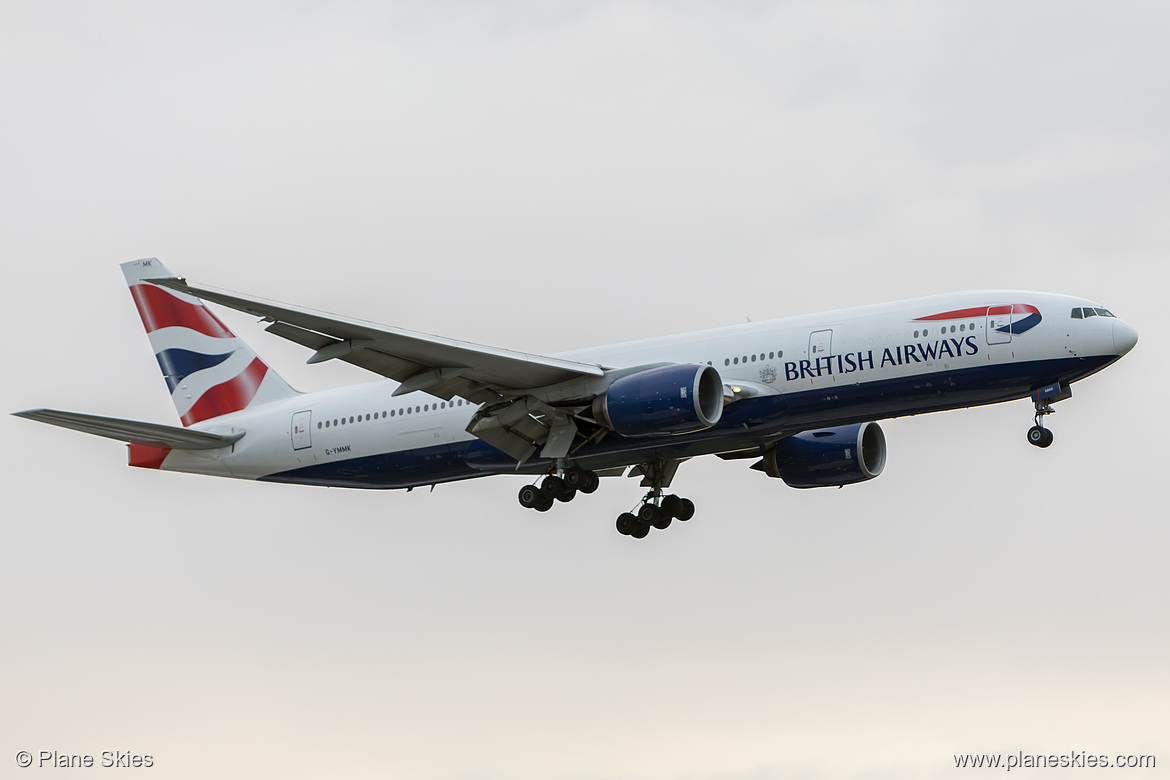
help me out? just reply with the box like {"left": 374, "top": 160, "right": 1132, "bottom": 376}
{"left": 121, "top": 258, "right": 298, "bottom": 426}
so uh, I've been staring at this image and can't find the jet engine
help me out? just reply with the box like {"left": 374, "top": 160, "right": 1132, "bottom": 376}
{"left": 759, "top": 422, "right": 886, "bottom": 488}
{"left": 593, "top": 364, "right": 724, "bottom": 437}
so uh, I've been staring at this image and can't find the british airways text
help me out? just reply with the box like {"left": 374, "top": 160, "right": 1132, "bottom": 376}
{"left": 785, "top": 336, "right": 979, "bottom": 381}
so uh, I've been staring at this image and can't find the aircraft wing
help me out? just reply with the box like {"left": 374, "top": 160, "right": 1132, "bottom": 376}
{"left": 148, "top": 277, "right": 605, "bottom": 405}
{"left": 13, "top": 409, "right": 244, "bottom": 450}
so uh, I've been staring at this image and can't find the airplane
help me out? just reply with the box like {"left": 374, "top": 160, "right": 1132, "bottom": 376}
{"left": 15, "top": 258, "right": 1138, "bottom": 539}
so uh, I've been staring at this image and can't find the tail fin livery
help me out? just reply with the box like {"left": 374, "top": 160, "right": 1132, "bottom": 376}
{"left": 122, "top": 258, "right": 298, "bottom": 426}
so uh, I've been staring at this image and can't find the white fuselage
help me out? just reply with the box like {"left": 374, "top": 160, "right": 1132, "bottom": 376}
{"left": 160, "top": 290, "right": 1134, "bottom": 488}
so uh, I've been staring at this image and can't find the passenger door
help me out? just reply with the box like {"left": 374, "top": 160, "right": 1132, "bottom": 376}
{"left": 291, "top": 410, "right": 312, "bottom": 450}
{"left": 809, "top": 329, "right": 833, "bottom": 360}
{"left": 986, "top": 306, "right": 1012, "bottom": 345}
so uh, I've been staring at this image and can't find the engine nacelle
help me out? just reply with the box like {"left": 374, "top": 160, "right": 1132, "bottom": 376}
{"left": 761, "top": 422, "right": 886, "bottom": 488}
{"left": 593, "top": 364, "right": 724, "bottom": 437}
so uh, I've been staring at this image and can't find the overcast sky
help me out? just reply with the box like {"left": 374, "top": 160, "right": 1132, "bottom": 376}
{"left": 2, "top": 2, "right": 1167, "bottom": 779}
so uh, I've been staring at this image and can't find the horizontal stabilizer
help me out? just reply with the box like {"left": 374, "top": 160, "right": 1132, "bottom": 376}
{"left": 13, "top": 409, "right": 244, "bottom": 450}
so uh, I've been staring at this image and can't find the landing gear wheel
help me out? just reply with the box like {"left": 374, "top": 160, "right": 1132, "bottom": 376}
{"left": 563, "top": 467, "right": 590, "bottom": 491}
{"left": 660, "top": 494, "right": 682, "bottom": 518}
{"left": 554, "top": 488, "right": 577, "bottom": 503}
{"left": 563, "top": 468, "right": 584, "bottom": 491}
{"left": 580, "top": 471, "right": 600, "bottom": 494}
{"left": 541, "top": 475, "right": 567, "bottom": 499}
{"left": 533, "top": 495, "right": 554, "bottom": 512}
{"left": 629, "top": 520, "right": 650, "bottom": 539}
{"left": 1027, "top": 425, "right": 1053, "bottom": 448}
{"left": 675, "top": 498, "right": 695, "bottom": 521}
{"left": 518, "top": 484, "right": 542, "bottom": 509}
{"left": 638, "top": 503, "right": 671, "bottom": 530}
{"left": 616, "top": 512, "right": 636, "bottom": 536}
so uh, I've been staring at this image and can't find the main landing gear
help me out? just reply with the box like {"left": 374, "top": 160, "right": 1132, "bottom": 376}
{"left": 614, "top": 459, "right": 695, "bottom": 540}
{"left": 615, "top": 493, "right": 695, "bottom": 539}
{"left": 517, "top": 467, "right": 600, "bottom": 512}
{"left": 516, "top": 460, "right": 697, "bottom": 539}
{"left": 1027, "top": 400, "right": 1055, "bottom": 448}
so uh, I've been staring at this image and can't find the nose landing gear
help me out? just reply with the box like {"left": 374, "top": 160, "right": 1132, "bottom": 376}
{"left": 1026, "top": 382, "right": 1070, "bottom": 448}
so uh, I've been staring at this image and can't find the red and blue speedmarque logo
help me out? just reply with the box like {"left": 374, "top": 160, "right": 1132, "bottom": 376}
{"left": 914, "top": 304, "right": 1043, "bottom": 336}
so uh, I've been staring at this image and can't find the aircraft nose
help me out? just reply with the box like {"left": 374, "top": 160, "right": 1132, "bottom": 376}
{"left": 1113, "top": 319, "right": 1138, "bottom": 356}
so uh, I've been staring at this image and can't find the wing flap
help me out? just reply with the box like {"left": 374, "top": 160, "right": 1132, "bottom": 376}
{"left": 13, "top": 409, "right": 244, "bottom": 450}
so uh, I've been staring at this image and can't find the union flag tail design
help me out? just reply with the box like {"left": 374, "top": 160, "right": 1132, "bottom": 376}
{"left": 122, "top": 258, "right": 298, "bottom": 426}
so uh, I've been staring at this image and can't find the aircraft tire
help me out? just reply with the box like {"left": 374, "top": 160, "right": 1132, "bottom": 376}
{"left": 541, "top": 475, "right": 567, "bottom": 498}
{"left": 676, "top": 498, "right": 695, "bottom": 521}
{"left": 563, "top": 468, "right": 586, "bottom": 491}
{"left": 518, "top": 485, "right": 541, "bottom": 509}
{"left": 660, "top": 494, "right": 682, "bottom": 518}
{"left": 616, "top": 512, "right": 636, "bottom": 535}
{"left": 1028, "top": 426, "right": 1053, "bottom": 448}
{"left": 638, "top": 504, "right": 671, "bottom": 530}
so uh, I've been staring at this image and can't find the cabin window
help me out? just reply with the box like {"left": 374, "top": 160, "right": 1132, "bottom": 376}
{"left": 317, "top": 422, "right": 322, "bottom": 429}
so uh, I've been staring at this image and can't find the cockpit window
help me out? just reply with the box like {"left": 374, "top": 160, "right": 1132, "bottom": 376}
{"left": 1072, "top": 306, "right": 1117, "bottom": 319}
